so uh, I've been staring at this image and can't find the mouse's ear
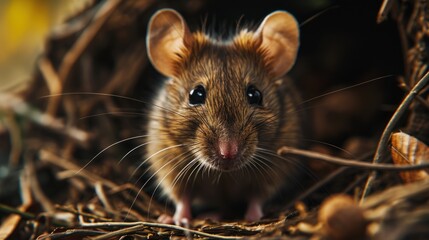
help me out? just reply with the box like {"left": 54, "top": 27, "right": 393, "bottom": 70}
{"left": 147, "top": 9, "right": 193, "bottom": 77}
{"left": 254, "top": 11, "right": 299, "bottom": 78}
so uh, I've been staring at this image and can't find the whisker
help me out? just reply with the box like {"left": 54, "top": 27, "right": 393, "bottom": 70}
{"left": 163, "top": 157, "right": 199, "bottom": 217}
{"left": 146, "top": 157, "right": 199, "bottom": 220}
{"left": 253, "top": 154, "right": 280, "bottom": 173}
{"left": 131, "top": 144, "right": 186, "bottom": 178}
{"left": 299, "top": 5, "right": 340, "bottom": 28}
{"left": 41, "top": 92, "right": 147, "bottom": 104}
{"left": 192, "top": 160, "right": 208, "bottom": 187}
{"left": 118, "top": 141, "right": 153, "bottom": 165}
{"left": 253, "top": 155, "right": 281, "bottom": 181}
{"left": 166, "top": 147, "right": 202, "bottom": 190}
{"left": 79, "top": 111, "right": 148, "bottom": 120}
{"left": 185, "top": 158, "right": 204, "bottom": 190}
{"left": 135, "top": 144, "right": 199, "bottom": 187}
{"left": 218, "top": 171, "right": 223, "bottom": 184}
{"left": 256, "top": 147, "right": 320, "bottom": 183}
{"left": 127, "top": 150, "right": 195, "bottom": 220}
{"left": 76, "top": 135, "right": 148, "bottom": 175}
{"left": 41, "top": 92, "right": 187, "bottom": 118}
{"left": 258, "top": 138, "right": 355, "bottom": 157}
{"left": 128, "top": 159, "right": 179, "bottom": 220}
{"left": 246, "top": 157, "right": 269, "bottom": 186}
{"left": 129, "top": 144, "right": 200, "bottom": 218}
{"left": 170, "top": 157, "right": 199, "bottom": 191}
{"left": 254, "top": 151, "right": 309, "bottom": 193}
{"left": 300, "top": 75, "right": 394, "bottom": 105}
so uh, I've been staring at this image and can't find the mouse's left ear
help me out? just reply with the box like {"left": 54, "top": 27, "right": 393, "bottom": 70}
{"left": 254, "top": 11, "right": 299, "bottom": 78}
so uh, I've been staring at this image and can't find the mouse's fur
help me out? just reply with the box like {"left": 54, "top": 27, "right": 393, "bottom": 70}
{"left": 145, "top": 9, "right": 303, "bottom": 222}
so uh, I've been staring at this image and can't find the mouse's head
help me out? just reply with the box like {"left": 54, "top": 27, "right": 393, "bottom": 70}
{"left": 147, "top": 9, "right": 300, "bottom": 171}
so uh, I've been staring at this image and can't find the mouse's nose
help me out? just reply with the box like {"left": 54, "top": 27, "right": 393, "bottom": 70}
{"left": 218, "top": 139, "right": 238, "bottom": 160}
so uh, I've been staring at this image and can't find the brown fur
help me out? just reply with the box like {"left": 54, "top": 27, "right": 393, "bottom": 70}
{"left": 146, "top": 28, "right": 303, "bottom": 214}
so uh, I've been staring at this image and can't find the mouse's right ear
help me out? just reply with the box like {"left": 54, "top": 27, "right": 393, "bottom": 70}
{"left": 147, "top": 9, "right": 193, "bottom": 77}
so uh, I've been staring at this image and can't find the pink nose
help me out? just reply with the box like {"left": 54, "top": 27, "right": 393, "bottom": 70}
{"left": 218, "top": 140, "right": 238, "bottom": 160}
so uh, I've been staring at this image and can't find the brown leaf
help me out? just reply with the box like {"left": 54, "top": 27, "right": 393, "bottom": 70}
{"left": 391, "top": 132, "right": 429, "bottom": 183}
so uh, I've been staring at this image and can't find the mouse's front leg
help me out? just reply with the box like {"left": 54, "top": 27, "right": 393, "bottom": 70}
{"left": 158, "top": 195, "right": 192, "bottom": 225}
{"left": 244, "top": 198, "right": 263, "bottom": 222}
{"left": 173, "top": 195, "right": 192, "bottom": 225}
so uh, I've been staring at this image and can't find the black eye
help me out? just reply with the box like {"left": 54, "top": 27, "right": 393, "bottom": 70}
{"left": 189, "top": 85, "right": 206, "bottom": 106}
{"left": 246, "top": 85, "right": 263, "bottom": 106}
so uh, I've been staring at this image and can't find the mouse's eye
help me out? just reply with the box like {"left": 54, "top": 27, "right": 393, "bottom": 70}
{"left": 246, "top": 85, "right": 262, "bottom": 106}
{"left": 189, "top": 85, "right": 206, "bottom": 106}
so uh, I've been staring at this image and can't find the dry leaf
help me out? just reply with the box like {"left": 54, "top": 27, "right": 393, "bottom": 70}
{"left": 391, "top": 132, "right": 429, "bottom": 183}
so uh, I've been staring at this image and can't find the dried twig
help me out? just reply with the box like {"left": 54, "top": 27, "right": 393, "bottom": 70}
{"left": 278, "top": 146, "right": 429, "bottom": 171}
{"left": 95, "top": 182, "right": 114, "bottom": 213}
{"left": 1, "top": 110, "right": 22, "bottom": 167}
{"left": 399, "top": 77, "right": 429, "bottom": 110}
{"left": 51, "top": 0, "right": 123, "bottom": 115}
{"left": 80, "top": 221, "right": 244, "bottom": 240}
{"left": 39, "top": 150, "right": 166, "bottom": 218}
{"left": 38, "top": 57, "right": 63, "bottom": 114}
{"left": 26, "top": 157, "right": 55, "bottom": 212}
{"left": 55, "top": 205, "right": 112, "bottom": 223}
{"left": 36, "top": 229, "right": 106, "bottom": 240}
{"left": 0, "top": 165, "right": 36, "bottom": 238}
{"left": 0, "top": 203, "right": 35, "bottom": 220}
{"left": 87, "top": 225, "right": 147, "bottom": 240}
{"left": 39, "top": 149, "right": 117, "bottom": 189}
{"left": 0, "top": 93, "right": 90, "bottom": 144}
{"left": 361, "top": 70, "right": 429, "bottom": 202}
{"left": 377, "top": 0, "right": 394, "bottom": 23}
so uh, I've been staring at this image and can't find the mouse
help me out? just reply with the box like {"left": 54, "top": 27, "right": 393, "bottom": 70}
{"left": 145, "top": 8, "right": 303, "bottom": 224}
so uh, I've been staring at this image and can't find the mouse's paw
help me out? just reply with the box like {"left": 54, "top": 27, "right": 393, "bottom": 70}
{"left": 172, "top": 196, "right": 192, "bottom": 225}
{"left": 157, "top": 212, "right": 191, "bottom": 226}
{"left": 158, "top": 214, "right": 174, "bottom": 224}
{"left": 245, "top": 198, "right": 263, "bottom": 222}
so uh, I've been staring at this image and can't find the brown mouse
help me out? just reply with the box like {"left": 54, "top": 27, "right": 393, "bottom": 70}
{"left": 145, "top": 8, "right": 303, "bottom": 224}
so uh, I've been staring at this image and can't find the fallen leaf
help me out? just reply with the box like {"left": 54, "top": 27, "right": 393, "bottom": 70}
{"left": 391, "top": 132, "right": 429, "bottom": 183}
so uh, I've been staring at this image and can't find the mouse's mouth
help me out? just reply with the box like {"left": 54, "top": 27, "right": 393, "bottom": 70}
{"left": 213, "top": 157, "right": 244, "bottom": 171}
{"left": 202, "top": 156, "right": 244, "bottom": 172}
{"left": 201, "top": 138, "right": 254, "bottom": 172}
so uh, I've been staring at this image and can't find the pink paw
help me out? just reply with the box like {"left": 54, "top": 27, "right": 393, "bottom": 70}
{"left": 245, "top": 199, "right": 263, "bottom": 222}
{"left": 158, "top": 196, "right": 192, "bottom": 225}
{"left": 173, "top": 200, "right": 192, "bottom": 225}
{"left": 158, "top": 214, "right": 174, "bottom": 224}
{"left": 157, "top": 212, "right": 191, "bottom": 226}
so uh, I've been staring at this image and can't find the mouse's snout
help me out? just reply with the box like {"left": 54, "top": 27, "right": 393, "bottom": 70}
{"left": 218, "top": 139, "right": 239, "bottom": 160}
{"left": 212, "top": 137, "right": 243, "bottom": 171}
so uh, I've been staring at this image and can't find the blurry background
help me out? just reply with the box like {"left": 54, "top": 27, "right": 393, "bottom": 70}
{"left": 0, "top": 0, "right": 86, "bottom": 92}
